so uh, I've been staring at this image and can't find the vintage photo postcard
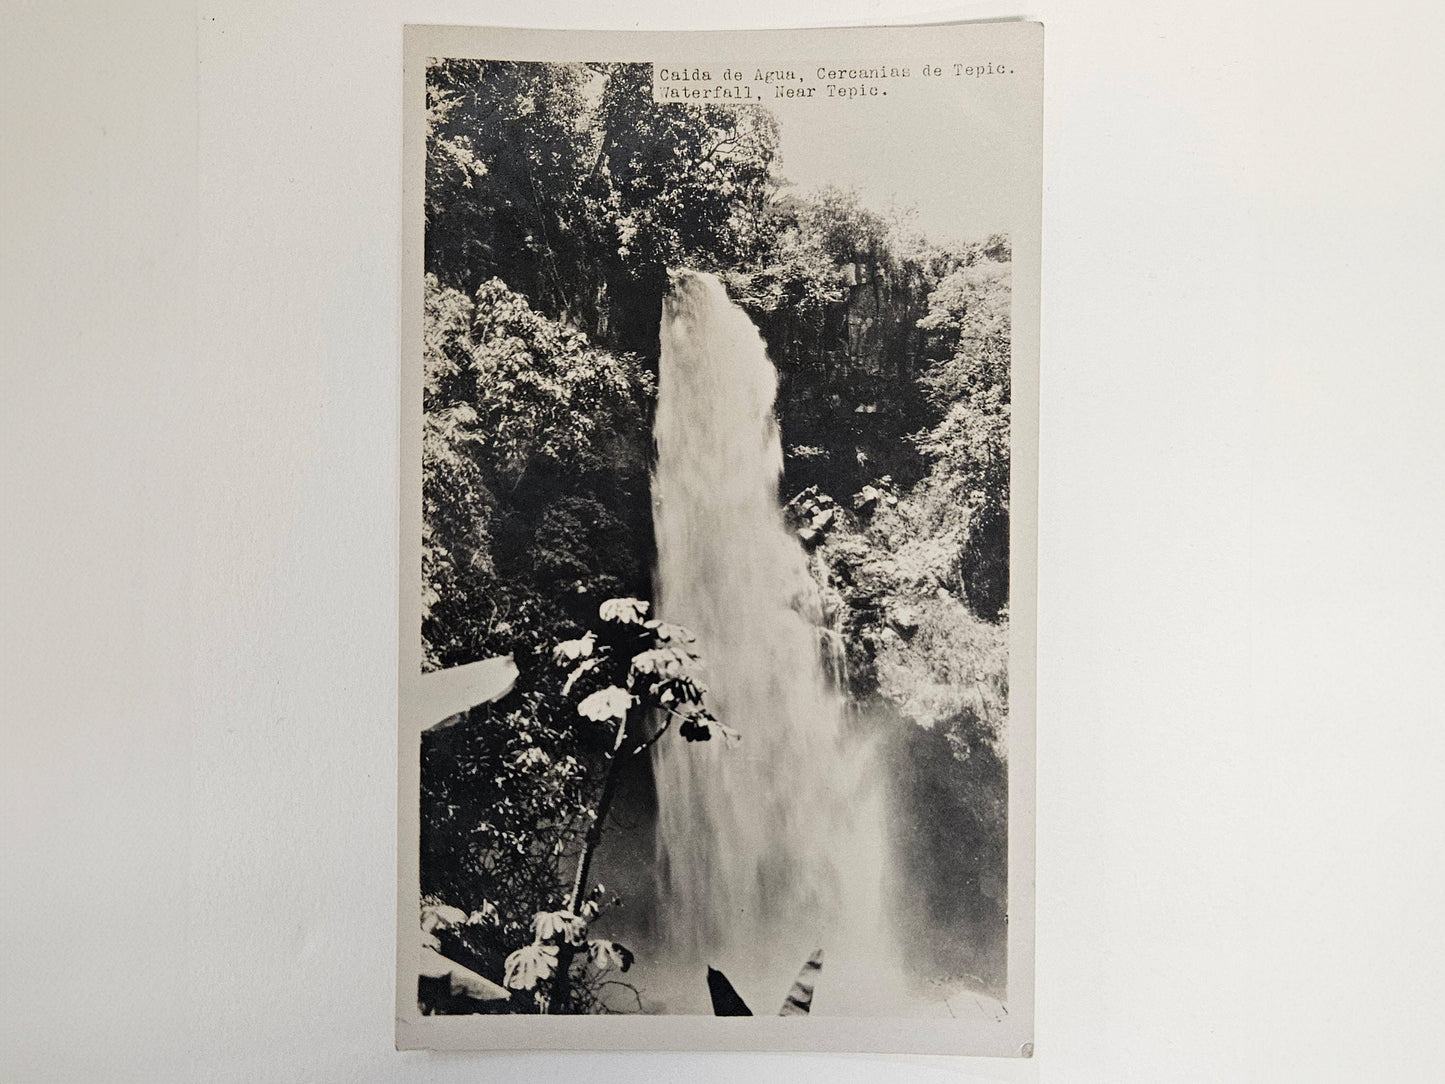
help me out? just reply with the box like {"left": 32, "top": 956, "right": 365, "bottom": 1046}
{"left": 399, "top": 21, "right": 1040, "bottom": 1055}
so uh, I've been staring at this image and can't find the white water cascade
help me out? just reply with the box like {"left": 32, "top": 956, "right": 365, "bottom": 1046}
{"left": 651, "top": 271, "right": 900, "bottom": 1015}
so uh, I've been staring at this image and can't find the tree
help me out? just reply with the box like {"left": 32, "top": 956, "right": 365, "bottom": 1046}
{"left": 419, "top": 274, "right": 661, "bottom": 1012}
{"left": 425, "top": 58, "right": 601, "bottom": 318}
{"left": 912, "top": 256, "right": 1012, "bottom": 618}
{"left": 593, "top": 64, "right": 780, "bottom": 273}
{"left": 425, "top": 59, "right": 783, "bottom": 355}
{"left": 498, "top": 597, "right": 735, "bottom": 1013}
{"left": 421, "top": 273, "right": 654, "bottom": 673}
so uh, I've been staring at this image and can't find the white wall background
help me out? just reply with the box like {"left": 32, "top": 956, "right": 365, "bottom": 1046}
{"left": 3, "top": 1, "right": 1443, "bottom": 1080}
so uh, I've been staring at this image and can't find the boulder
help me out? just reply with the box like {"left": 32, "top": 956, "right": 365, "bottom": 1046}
{"left": 889, "top": 605, "right": 920, "bottom": 638}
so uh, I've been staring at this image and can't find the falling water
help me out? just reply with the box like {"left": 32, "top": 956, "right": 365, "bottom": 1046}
{"left": 651, "top": 271, "right": 900, "bottom": 1014}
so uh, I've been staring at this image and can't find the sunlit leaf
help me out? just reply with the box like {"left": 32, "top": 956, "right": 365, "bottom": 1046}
{"left": 578, "top": 686, "right": 634, "bottom": 723}
{"left": 510, "top": 746, "right": 550, "bottom": 770}
{"left": 561, "top": 655, "right": 600, "bottom": 696}
{"left": 421, "top": 904, "right": 468, "bottom": 933}
{"left": 552, "top": 631, "right": 596, "bottom": 664}
{"left": 598, "top": 597, "right": 649, "bottom": 625}
{"left": 629, "top": 646, "right": 693, "bottom": 681}
{"left": 503, "top": 942, "right": 558, "bottom": 990}
{"left": 531, "top": 909, "right": 588, "bottom": 946}
{"left": 644, "top": 619, "right": 696, "bottom": 644}
{"left": 587, "top": 939, "right": 635, "bottom": 973}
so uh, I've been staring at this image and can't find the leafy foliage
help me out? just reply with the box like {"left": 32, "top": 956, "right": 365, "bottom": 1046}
{"left": 495, "top": 600, "right": 729, "bottom": 1012}
{"left": 426, "top": 58, "right": 782, "bottom": 354}
{"left": 593, "top": 63, "right": 780, "bottom": 272}
{"left": 504, "top": 942, "right": 560, "bottom": 991}
{"left": 499, "top": 886, "right": 635, "bottom": 1013}
{"left": 421, "top": 273, "right": 654, "bottom": 673}
{"left": 911, "top": 257, "right": 1012, "bottom": 618}
{"left": 426, "top": 59, "right": 600, "bottom": 314}
{"left": 554, "top": 598, "right": 718, "bottom": 753}
{"left": 577, "top": 686, "right": 635, "bottom": 725}
{"left": 419, "top": 697, "right": 592, "bottom": 976}
{"left": 587, "top": 940, "right": 635, "bottom": 973}
{"left": 597, "top": 597, "right": 649, "bottom": 626}
{"left": 424, "top": 596, "right": 729, "bottom": 1014}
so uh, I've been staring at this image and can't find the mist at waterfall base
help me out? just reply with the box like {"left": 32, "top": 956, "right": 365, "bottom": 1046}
{"left": 590, "top": 272, "right": 1006, "bottom": 1017}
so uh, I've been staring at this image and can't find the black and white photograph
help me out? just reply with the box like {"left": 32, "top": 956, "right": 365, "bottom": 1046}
{"left": 11, "top": 2, "right": 1445, "bottom": 1080}
{"left": 399, "top": 22, "right": 1040, "bottom": 1052}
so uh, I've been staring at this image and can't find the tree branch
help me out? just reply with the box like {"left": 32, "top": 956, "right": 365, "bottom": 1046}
{"left": 700, "top": 135, "right": 739, "bottom": 163}
{"left": 631, "top": 716, "right": 672, "bottom": 755}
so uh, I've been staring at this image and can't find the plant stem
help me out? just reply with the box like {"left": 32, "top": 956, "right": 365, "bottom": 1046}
{"left": 568, "top": 746, "right": 624, "bottom": 913}
{"left": 549, "top": 719, "right": 629, "bottom": 1014}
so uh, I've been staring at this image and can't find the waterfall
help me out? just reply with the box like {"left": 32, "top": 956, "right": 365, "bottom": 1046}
{"left": 651, "top": 271, "right": 899, "bottom": 1014}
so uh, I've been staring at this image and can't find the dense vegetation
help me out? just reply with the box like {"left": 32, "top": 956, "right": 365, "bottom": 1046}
{"left": 419, "top": 59, "right": 1014, "bottom": 1010}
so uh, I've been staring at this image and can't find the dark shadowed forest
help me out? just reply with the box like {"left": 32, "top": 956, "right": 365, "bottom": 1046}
{"left": 417, "top": 58, "right": 1012, "bottom": 1015}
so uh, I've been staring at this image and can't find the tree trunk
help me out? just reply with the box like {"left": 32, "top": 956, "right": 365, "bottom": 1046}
{"left": 546, "top": 734, "right": 627, "bottom": 1014}
{"left": 568, "top": 747, "right": 623, "bottom": 913}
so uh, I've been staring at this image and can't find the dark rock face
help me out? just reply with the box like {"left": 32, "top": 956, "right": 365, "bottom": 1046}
{"left": 853, "top": 484, "right": 881, "bottom": 517}
{"left": 785, "top": 486, "right": 845, "bottom": 551}
{"left": 888, "top": 605, "right": 920, "bottom": 638}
